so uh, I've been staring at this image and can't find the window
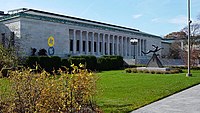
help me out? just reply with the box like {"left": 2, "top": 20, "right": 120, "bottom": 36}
{"left": 83, "top": 41, "right": 86, "bottom": 52}
{"left": 110, "top": 43, "right": 112, "bottom": 55}
{"left": 76, "top": 40, "right": 79, "bottom": 51}
{"left": 105, "top": 42, "right": 107, "bottom": 55}
{"left": 88, "top": 41, "right": 91, "bottom": 52}
{"left": 100, "top": 42, "right": 102, "bottom": 53}
{"left": 70, "top": 39, "right": 73, "bottom": 51}
{"left": 94, "top": 42, "right": 97, "bottom": 52}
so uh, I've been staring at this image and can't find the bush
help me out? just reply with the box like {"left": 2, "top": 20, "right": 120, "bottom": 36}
{"left": 131, "top": 68, "right": 137, "bottom": 73}
{"left": 97, "top": 57, "right": 110, "bottom": 71}
{"left": 102, "top": 56, "right": 123, "bottom": 69}
{"left": 0, "top": 68, "right": 12, "bottom": 78}
{"left": 97, "top": 56, "right": 124, "bottom": 71}
{"left": 150, "top": 70, "right": 155, "bottom": 74}
{"left": 70, "top": 56, "right": 97, "bottom": 71}
{"left": 143, "top": 69, "right": 149, "bottom": 73}
{"left": 51, "top": 56, "right": 61, "bottom": 71}
{"left": 125, "top": 68, "right": 131, "bottom": 73}
{"left": 155, "top": 71, "right": 163, "bottom": 74}
{"left": 0, "top": 65, "right": 99, "bottom": 112}
{"left": 0, "top": 45, "right": 18, "bottom": 70}
{"left": 68, "top": 58, "right": 86, "bottom": 68}
{"left": 25, "top": 56, "right": 39, "bottom": 69}
{"left": 38, "top": 56, "right": 54, "bottom": 73}
{"left": 61, "top": 58, "right": 70, "bottom": 71}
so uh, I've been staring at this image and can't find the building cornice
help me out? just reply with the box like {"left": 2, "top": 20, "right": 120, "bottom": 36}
{"left": 0, "top": 10, "right": 161, "bottom": 39}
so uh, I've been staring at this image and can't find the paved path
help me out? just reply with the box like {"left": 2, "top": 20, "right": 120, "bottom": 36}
{"left": 131, "top": 84, "right": 200, "bottom": 113}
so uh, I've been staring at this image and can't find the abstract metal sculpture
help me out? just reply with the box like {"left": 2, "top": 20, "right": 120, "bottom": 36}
{"left": 142, "top": 45, "right": 163, "bottom": 68}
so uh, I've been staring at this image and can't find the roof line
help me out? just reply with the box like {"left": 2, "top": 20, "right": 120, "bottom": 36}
{"left": 26, "top": 9, "right": 140, "bottom": 32}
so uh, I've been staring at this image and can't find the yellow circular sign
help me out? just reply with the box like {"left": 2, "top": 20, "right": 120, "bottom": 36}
{"left": 48, "top": 36, "right": 54, "bottom": 47}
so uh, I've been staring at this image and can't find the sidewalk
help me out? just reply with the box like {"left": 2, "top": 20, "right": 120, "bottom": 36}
{"left": 131, "top": 84, "right": 200, "bottom": 113}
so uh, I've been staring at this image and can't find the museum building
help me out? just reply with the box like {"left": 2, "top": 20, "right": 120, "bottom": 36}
{"left": 0, "top": 8, "right": 163, "bottom": 63}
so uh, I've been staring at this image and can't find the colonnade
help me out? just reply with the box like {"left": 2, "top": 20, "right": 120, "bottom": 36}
{"left": 69, "top": 29, "right": 146, "bottom": 58}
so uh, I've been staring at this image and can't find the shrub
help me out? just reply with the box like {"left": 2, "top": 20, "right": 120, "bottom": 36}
{"left": 125, "top": 68, "right": 131, "bottom": 73}
{"left": 51, "top": 56, "right": 61, "bottom": 71}
{"left": 150, "top": 70, "right": 155, "bottom": 74}
{"left": 61, "top": 58, "right": 70, "bottom": 71}
{"left": 131, "top": 68, "right": 137, "bottom": 73}
{"left": 164, "top": 71, "right": 170, "bottom": 74}
{"left": 69, "top": 58, "right": 86, "bottom": 67}
{"left": 102, "top": 56, "right": 123, "bottom": 69}
{"left": 138, "top": 69, "right": 144, "bottom": 73}
{"left": 97, "top": 57, "right": 110, "bottom": 71}
{"left": 25, "top": 56, "right": 39, "bottom": 69}
{"left": 0, "top": 68, "right": 12, "bottom": 78}
{"left": 38, "top": 56, "right": 54, "bottom": 73}
{"left": 97, "top": 56, "right": 124, "bottom": 71}
{"left": 155, "top": 71, "right": 163, "bottom": 74}
{"left": 0, "top": 45, "right": 18, "bottom": 70}
{"left": 80, "top": 55, "right": 97, "bottom": 71}
{"left": 0, "top": 65, "right": 99, "bottom": 112}
{"left": 143, "top": 69, "right": 149, "bottom": 73}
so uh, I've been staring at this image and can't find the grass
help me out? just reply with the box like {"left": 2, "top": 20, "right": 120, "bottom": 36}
{"left": 96, "top": 70, "right": 200, "bottom": 113}
{"left": 1, "top": 70, "right": 200, "bottom": 113}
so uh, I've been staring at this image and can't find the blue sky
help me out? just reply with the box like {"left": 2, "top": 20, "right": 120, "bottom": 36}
{"left": 1, "top": 0, "right": 200, "bottom": 36}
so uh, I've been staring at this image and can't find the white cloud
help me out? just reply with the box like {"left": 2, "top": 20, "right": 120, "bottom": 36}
{"left": 168, "top": 16, "right": 187, "bottom": 25}
{"left": 151, "top": 18, "right": 161, "bottom": 23}
{"left": 132, "top": 14, "right": 142, "bottom": 19}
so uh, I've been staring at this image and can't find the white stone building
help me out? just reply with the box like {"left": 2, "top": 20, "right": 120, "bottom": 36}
{"left": 0, "top": 8, "right": 162, "bottom": 64}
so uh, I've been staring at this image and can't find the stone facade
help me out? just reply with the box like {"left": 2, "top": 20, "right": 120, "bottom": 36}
{"left": 0, "top": 8, "right": 162, "bottom": 62}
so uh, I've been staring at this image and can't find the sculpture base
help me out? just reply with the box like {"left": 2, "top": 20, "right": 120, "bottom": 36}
{"left": 137, "top": 67, "right": 171, "bottom": 72}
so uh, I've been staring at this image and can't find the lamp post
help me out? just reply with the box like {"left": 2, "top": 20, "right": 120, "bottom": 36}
{"left": 130, "top": 38, "right": 138, "bottom": 65}
{"left": 187, "top": 0, "right": 192, "bottom": 77}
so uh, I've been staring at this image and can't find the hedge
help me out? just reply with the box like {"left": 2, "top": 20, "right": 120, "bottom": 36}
{"left": 26, "top": 55, "right": 124, "bottom": 72}
{"left": 71, "top": 55, "right": 97, "bottom": 71}
{"left": 39, "top": 56, "right": 54, "bottom": 73}
{"left": 26, "top": 56, "right": 39, "bottom": 69}
{"left": 97, "top": 56, "right": 124, "bottom": 71}
{"left": 68, "top": 57, "right": 86, "bottom": 67}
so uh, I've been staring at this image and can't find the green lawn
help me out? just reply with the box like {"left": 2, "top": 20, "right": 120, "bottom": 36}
{"left": 96, "top": 70, "right": 200, "bottom": 113}
{"left": 1, "top": 70, "right": 200, "bottom": 113}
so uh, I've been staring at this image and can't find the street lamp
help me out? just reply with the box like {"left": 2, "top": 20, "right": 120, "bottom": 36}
{"left": 187, "top": 0, "right": 192, "bottom": 77}
{"left": 130, "top": 38, "right": 138, "bottom": 65}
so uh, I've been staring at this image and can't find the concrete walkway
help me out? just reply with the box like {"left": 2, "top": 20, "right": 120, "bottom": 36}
{"left": 131, "top": 84, "right": 200, "bottom": 113}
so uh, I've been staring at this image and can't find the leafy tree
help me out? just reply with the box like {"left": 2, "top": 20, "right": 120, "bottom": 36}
{"left": 164, "top": 18, "right": 200, "bottom": 66}
{"left": 0, "top": 44, "right": 17, "bottom": 69}
{"left": 164, "top": 31, "right": 187, "bottom": 39}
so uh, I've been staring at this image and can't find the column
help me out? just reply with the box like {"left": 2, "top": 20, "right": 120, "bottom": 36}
{"left": 112, "top": 36, "right": 115, "bottom": 55}
{"left": 73, "top": 30, "right": 76, "bottom": 54}
{"left": 137, "top": 39, "right": 140, "bottom": 57}
{"left": 80, "top": 31, "right": 83, "bottom": 54}
{"left": 102, "top": 34, "right": 105, "bottom": 55}
{"left": 116, "top": 36, "right": 119, "bottom": 55}
{"left": 124, "top": 37, "right": 127, "bottom": 57}
{"left": 121, "top": 36, "right": 124, "bottom": 56}
{"left": 91, "top": 32, "right": 94, "bottom": 55}
{"left": 67, "top": 29, "right": 70, "bottom": 54}
{"left": 86, "top": 31, "right": 89, "bottom": 54}
{"left": 128, "top": 37, "right": 132, "bottom": 57}
{"left": 97, "top": 33, "right": 100, "bottom": 55}
{"left": 141, "top": 39, "right": 143, "bottom": 56}
{"left": 144, "top": 39, "right": 147, "bottom": 56}
{"left": 107, "top": 35, "right": 110, "bottom": 55}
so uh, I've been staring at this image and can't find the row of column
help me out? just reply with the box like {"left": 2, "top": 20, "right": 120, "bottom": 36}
{"left": 69, "top": 29, "right": 146, "bottom": 57}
